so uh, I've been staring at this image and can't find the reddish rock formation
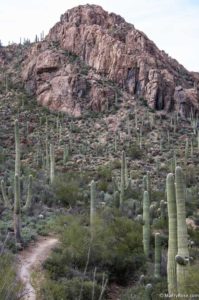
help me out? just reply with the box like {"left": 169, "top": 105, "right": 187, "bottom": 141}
{"left": 22, "top": 4, "right": 199, "bottom": 116}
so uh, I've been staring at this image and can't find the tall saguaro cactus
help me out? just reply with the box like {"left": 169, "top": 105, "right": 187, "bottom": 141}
{"left": 143, "top": 191, "right": 150, "bottom": 258}
{"left": 15, "top": 120, "right": 20, "bottom": 176}
{"left": 175, "top": 167, "right": 189, "bottom": 297}
{"left": 167, "top": 173, "right": 177, "bottom": 297}
{"left": 120, "top": 151, "right": 125, "bottom": 206}
{"left": 50, "top": 144, "right": 55, "bottom": 184}
{"left": 90, "top": 180, "right": 96, "bottom": 235}
{"left": 1, "top": 179, "right": 11, "bottom": 208}
{"left": 14, "top": 174, "right": 22, "bottom": 243}
{"left": 143, "top": 175, "right": 147, "bottom": 192}
{"left": 154, "top": 232, "right": 161, "bottom": 279}
{"left": 146, "top": 172, "right": 151, "bottom": 202}
{"left": 23, "top": 175, "right": 33, "bottom": 213}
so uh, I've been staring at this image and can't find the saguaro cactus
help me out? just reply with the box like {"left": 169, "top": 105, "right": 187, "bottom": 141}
{"left": 1, "top": 179, "right": 11, "bottom": 208}
{"left": 15, "top": 120, "right": 20, "bottom": 176}
{"left": 120, "top": 151, "right": 125, "bottom": 206}
{"left": 14, "top": 174, "right": 22, "bottom": 243}
{"left": 147, "top": 172, "right": 151, "bottom": 202}
{"left": 167, "top": 173, "right": 177, "bottom": 297}
{"left": 160, "top": 200, "right": 167, "bottom": 220}
{"left": 50, "top": 144, "right": 55, "bottom": 184}
{"left": 23, "top": 175, "right": 33, "bottom": 213}
{"left": 143, "top": 191, "right": 150, "bottom": 258}
{"left": 143, "top": 175, "right": 147, "bottom": 192}
{"left": 175, "top": 167, "right": 189, "bottom": 297}
{"left": 63, "top": 144, "right": 69, "bottom": 165}
{"left": 144, "top": 283, "right": 152, "bottom": 300}
{"left": 45, "top": 138, "right": 50, "bottom": 170}
{"left": 185, "top": 139, "right": 189, "bottom": 162}
{"left": 154, "top": 232, "right": 161, "bottom": 279}
{"left": 90, "top": 180, "right": 96, "bottom": 235}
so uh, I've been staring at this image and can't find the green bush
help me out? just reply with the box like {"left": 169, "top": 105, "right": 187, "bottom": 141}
{"left": 185, "top": 264, "right": 199, "bottom": 296}
{"left": 52, "top": 173, "right": 86, "bottom": 206}
{"left": 41, "top": 278, "right": 102, "bottom": 300}
{"left": 121, "top": 278, "right": 167, "bottom": 300}
{"left": 97, "top": 165, "right": 112, "bottom": 192}
{"left": 44, "top": 212, "right": 145, "bottom": 295}
{"left": 0, "top": 254, "right": 22, "bottom": 299}
{"left": 97, "top": 165, "right": 112, "bottom": 181}
{"left": 126, "top": 144, "right": 142, "bottom": 160}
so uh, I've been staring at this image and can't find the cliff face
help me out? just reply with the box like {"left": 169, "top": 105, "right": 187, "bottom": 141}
{"left": 22, "top": 4, "right": 199, "bottom": 116}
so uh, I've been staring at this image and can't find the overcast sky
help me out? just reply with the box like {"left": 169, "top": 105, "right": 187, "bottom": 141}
{"left": 1, "top": 0, "right": 199, "bottom": 71}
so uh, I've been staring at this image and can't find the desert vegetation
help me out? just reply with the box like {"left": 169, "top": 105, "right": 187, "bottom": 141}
{"left": 1, "top": 6, "right": 199, "bottom": 299}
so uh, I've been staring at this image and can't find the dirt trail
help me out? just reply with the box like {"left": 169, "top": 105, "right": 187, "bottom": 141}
{"left": 18, "top": 236, "right": 59, "bottom": 300}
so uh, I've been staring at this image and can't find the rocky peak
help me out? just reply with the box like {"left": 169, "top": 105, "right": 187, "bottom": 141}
{"left": 22, "top": 4, "right": 199, "bottom": 117}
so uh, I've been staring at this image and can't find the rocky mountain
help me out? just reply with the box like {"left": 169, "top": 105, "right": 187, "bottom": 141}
{"left": 1, "top": 4, "right": 199, "bottom": 117}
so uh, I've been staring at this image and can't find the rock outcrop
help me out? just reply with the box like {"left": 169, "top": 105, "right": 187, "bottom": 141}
{"left": 22, "top": 4, "right": 199, "bottom": 116}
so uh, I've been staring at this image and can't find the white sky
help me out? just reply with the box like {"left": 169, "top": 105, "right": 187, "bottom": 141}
{"left": 1, "top": 0, "right": 199, "bottom": 71}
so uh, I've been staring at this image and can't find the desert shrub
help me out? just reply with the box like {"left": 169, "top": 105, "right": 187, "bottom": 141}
{"left": 0, "top": 254, "right": 22, "bottom": 299}
{"left": 121, "top": 278, "right": 167, "bottom": 300}
{"left": 41, "top": 278, "right": 102, "bottom": 300}
{"left": 186, "top": 165, "right": 196, "bottom": 187}
{"left": 139, "top": 96, "right": 148, "bottom": 107}
{"left": 110, "top": 159, "right": 121, "bottom": 170}
{"left": 185, "top": 264, "right": 199, "bottom": 297}
{"left": 188, "top": 227, "right": 199, "bottom": 247}
{"left": 52, "top": 173, "right": 87, "bottom": 206}
{"left": 43, "top": 212, "right": 145, "bottom": 299}
{"left": 97, "top": 165, "right": 112, "bottom": 181}
{"left": 152, "top": 218, "right": 168, "bottom": 231}
{"left": 121, "top": 285, "right": 144, "bottom": 300}
{"left": 126, "top": 143, "right": 142, "bottom": 160}
{"left": 150, "top": 279, "right": 168, "bottom": 299}
{"left": 21, "top": 227, "right": 37, "bottom": 247}
{"left": 50, "top": 214, "right": 144, "bottom": 280}
{"left": 97, "top": 165, "right": 112, "bottom": 192}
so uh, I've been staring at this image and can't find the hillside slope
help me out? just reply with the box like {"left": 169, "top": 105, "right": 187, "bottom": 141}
{"left": 20, "top": 4, "right": 199, "bottom": 117}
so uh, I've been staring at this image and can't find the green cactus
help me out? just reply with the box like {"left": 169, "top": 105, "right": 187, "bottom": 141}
{"left": 23, "top": 175, "right": 33, "bottom": 213}
{"left": 114, "top": 134, "right": 117, "bottom": 152}
{"left": 167, "top": 173, "right": 177, "bottom": 297}
{"left": 146, "top": 172, "right": 151, "bottom": 202}
{"left": 170, "top": 155, "right": 176, "bottom": 174}
{"left": 113, "top": 191, "right": 120, "bottom": 208}
{"left": 175, "top": 166, "right": 189, "bottom": 297}
{"left": 197, "top": 131, "right": 199, "bottom": 152}
{"left": 1, "top": 179, "right": 11, "bottom": 208}
{"left": 144, "top": 283, "right": 152, "bottom": 300}
{"left": 63, "top": 145, "right": 69, "bottom": 165}
{"left": 149, "top": 204, "right": 157, "bottom": 220}
{"left": 190, "top": 140, "right": 193, "bottom": 158}
{"left": 143, "top": 175, "right": 147, "bottom": 192}
{"left": 154, "top": 232, "right": 161, "bottom": 279}
{"left": 14, "top": 174, "right": 22, "bottom": 243}
{"left": 120, "top": 151, "right": 125, "bottom": 207}
{"left": 14, "top": 120, "right": 20, "bottom": 176}
{"left": 124, "top": 154, "right": 128, "bottom": 186}
{"left": 45, "top": 138, "right": 50, "bottom": 170}
{"left": 159, "top": 139, "right": 163, "bottom": 151}
{"left": 160, "top": 200, "right": 167, "bottom": 220}
{"left": 143, "top": 191, "right": 150, "bottom": 258}
{"left": 185, "top": 138, "right": 189, "bottom": 163}
{"left": 50, "top": 144, "right": 55, "bottom": 184}
{"left": 90, "top": 180, "right": 96, "bottom": 235}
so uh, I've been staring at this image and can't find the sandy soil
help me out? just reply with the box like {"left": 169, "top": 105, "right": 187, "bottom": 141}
{"left": 17, "top": 236, "right": 59, "bottom": 300}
